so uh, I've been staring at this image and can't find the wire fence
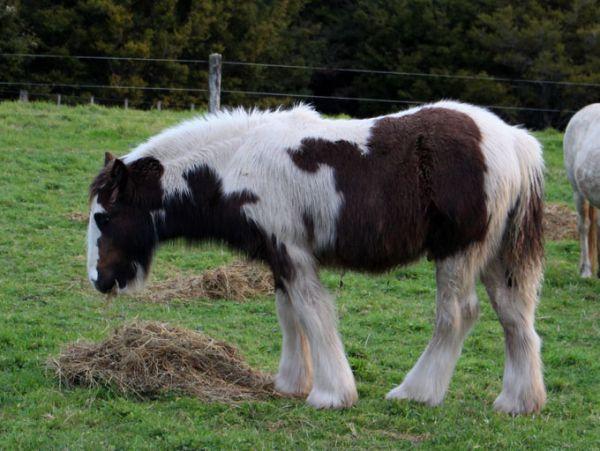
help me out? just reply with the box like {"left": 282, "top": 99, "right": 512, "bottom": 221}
{"left": 3, "top": 52, "right": 600, "bottom": 88}
{"left": 0, "top": 52, "right": 595, "bottom": 118}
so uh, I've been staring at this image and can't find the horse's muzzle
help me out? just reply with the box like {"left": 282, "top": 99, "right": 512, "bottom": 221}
{"left": 93, "top": 278, "right": 118, "bottom": 294}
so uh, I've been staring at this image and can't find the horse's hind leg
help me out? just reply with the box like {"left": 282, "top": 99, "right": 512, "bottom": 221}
{"left": 575, "top": 191, "right": 594, "bottom": 277}
{"left": 274, "top": 288, "right": 313, "bottom": 396}
{"left": 481, "top": 257, "right": 546, "bottom": 414}
{"left": 386, "top": 255, "right": 480, "bottom": 406}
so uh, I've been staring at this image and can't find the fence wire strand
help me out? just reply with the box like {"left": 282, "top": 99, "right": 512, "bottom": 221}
{"left": 1, "top": 52, "right": 599, "bottom": 88}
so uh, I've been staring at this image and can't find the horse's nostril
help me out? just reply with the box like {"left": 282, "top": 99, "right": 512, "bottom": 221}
{"left": 94, "top": 278, "right": 115, "bottom": 294}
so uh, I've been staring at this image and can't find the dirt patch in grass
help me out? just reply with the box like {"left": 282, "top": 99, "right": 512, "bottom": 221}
{"left": 544, "top": 203, "right": 577, "bottom": 241}
{"left": 48, "top": 321, "right": 277, "bottom": 403}
{"left": 139, "top": 261, "right": 274, "bottom": 303}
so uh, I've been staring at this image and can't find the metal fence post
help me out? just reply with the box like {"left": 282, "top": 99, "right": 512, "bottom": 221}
{"left": 90, "top": 96, "right": 95, "bottom": 105}
{"left": 57, "top": 94, "right": 61, "bottom": 106}
{"left": 124, "top": 98, "right": 129, "bottom": 110}
{"left": 209, "top": 53, "right": 222, "bottom": 113}
{"left": 157, "top": 100, "right": 162, "bottom": 111}
{"left": 19, "top": 90, "right": 28, "bottom": 102}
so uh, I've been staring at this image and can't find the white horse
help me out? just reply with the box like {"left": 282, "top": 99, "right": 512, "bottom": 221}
{"left": 564, "top": 103, "right": 600, "bottom": 277}
{"left": 87, "top": 101, "right": 546, "bottom": 414}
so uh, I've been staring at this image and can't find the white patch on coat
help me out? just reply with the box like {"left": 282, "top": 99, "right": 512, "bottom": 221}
{"left": 87, "top": 196, "right": 105, "bottom": 284}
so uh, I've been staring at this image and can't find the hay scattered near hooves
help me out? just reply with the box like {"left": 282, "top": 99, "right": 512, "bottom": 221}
{"left": 143, "top": 261, "right": 274, "bottom": 303}
{"left": 544, "top": 203, "right": 577, "bottom": 241}
{"left": 48, "top": 321, "right": 276, "bottom": 403}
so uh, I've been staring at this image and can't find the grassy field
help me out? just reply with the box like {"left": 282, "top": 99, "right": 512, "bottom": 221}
{"left": 0, "top": 101, "right": 598, "bottom": 449}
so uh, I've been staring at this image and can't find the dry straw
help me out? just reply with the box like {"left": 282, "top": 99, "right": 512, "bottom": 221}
{"left": 140, "top": 261, "right": 274, "bottom": 303}
{"left": 48, "top": 321, "right": 277, "bottom": 403}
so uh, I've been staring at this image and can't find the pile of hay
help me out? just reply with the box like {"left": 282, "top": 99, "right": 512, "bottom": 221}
{"left": 141, "top": 261, "right": 274, "bottom": 303}
{"left": 544, "top": 203, "right": 578, "bottom": 241}
{"left": 48, "top": 321, "right": 276, "bottom": 402}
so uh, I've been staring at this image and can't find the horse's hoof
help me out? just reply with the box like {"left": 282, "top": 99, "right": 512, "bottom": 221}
{"left": 274, "top": 373, "right": 311, "bottom": 397}
{"left": 386, "top": 383, "right": 444, "bottom": 406}
{"left": 580, "top": 266, "right": 592, "bottom": 278}
{"left": 493, "top": 390, "right": 545, "bottom": 415}
{"left": 306, "top": 387, "right": 357, "bottom": 409}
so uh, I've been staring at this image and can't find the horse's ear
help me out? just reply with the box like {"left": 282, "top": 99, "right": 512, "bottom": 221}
{"left": 104, "top": 152, "right": 115, "bottom": 166}
{"left": 111, "top": 158, "right": 128, "bottom": 189}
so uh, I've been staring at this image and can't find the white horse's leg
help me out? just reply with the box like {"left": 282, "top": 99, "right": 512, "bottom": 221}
{"left": 283, "top": 248, "right": 357, "bottom": 409}
{"left": 274, "top": 288, "right": 313, "bottom": 396}
{"left": 387, "top": 256, "right": 480, "bottom": 406}
{"left": 575, "top": 191, "right": 593, "bottom": 277}
{"left": 481, "top": 258, "right": 546, "bottom": 414}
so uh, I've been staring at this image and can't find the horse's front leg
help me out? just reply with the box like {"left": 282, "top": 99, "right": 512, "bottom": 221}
{"left": 575, "top": 191, "right": 593, "bottom": 277}
{"left": 274, "top": 288, "right": 313, "bottom": 396}
{"left": 281, "top": 248, "right": 357, "bottom": 409}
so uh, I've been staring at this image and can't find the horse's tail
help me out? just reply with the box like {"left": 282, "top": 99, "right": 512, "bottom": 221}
{"left": 502, "top": 129, "right": 545, "bottom": 289}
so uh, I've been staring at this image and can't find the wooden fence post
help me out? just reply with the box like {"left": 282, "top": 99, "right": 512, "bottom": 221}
{"left": 157, "top": 100, "right": 162, "bottom": 111}
{"left": 190, "top": 103, "right": 195, "bottom": 111}
{"left": 56, "top": 94, "right": 61, "bottom": 106}
{"left": 90, "top": 96, "right": 95, "bottom": 105}
{"left": 124, "top": 98, "right": 129, "bottom": 110}
{"left": 19, "top": 90, "right": 28, "bottom": 102}
{"left": 209, "top": 53, "right": 222, "bottom": 113}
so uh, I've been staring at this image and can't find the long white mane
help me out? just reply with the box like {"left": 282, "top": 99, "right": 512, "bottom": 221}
{"left": 121, "top": 104, "right": 322, "bottom": 195}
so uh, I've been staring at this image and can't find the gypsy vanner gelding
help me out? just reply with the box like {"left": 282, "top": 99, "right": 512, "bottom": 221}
{"left": 87, "top": 101, "right": 546, "bottom": 414}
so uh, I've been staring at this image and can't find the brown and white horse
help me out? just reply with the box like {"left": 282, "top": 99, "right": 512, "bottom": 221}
{"left": 87, "top": 101, "right": 546, "bottom": 414}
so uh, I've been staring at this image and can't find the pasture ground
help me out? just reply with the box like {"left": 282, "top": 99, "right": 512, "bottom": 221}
{"left": 0, "top": 102, "right": 598, "bottom": 449}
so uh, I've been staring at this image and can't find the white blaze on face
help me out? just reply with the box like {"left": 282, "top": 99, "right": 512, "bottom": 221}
{"left": 87, "top": 196, "right": 105, "bottom": 284}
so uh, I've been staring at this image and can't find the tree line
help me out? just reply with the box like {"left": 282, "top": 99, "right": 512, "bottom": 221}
{"left": 1, "top": 0, "right": 599, "bottom": 128}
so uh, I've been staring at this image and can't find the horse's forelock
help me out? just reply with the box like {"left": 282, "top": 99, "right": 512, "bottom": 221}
{"left": 89, "top": 157, "right": 164, "bottom": 209}
{"left": 89, "top": 160, "right": 117, "bottom": 205}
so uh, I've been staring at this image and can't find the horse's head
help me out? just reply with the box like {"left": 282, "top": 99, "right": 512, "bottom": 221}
{"left": 87, "top": 152, "right": 164, "bottom": 294}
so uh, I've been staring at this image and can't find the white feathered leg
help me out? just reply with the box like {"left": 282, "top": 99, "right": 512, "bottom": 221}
{"left": 283, "top": 247, "right": 357, "bottom": 409}
{"left": 482, "top": 258, "right": 546, "bottom": 414}
{"left": 274, "top": 288, "right": 313, "bottom": 396}
{"left": 387, "top": 256, "right": 479, "bottom": 406}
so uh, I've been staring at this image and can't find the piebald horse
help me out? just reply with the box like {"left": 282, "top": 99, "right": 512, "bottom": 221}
{"left": 564, "top": 103, "right": 600, "bottom": 277}
{"left": 87, "top": 101, "right": 546, "bottom": 414}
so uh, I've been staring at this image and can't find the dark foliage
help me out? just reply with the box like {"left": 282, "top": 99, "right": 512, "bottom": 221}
{"left": 1, "top": 0, "right": 598, "bottom": 127}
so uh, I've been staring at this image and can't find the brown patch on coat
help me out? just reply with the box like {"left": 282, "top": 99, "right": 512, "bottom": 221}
{"left": 290, "top": 107, "right": 487, "bottom": 270}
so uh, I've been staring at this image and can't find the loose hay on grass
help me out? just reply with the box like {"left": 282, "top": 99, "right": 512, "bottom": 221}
{"left": 140, "top": 261, "right": 274, "bottom": 303}
{"left": 48, "top": 321, "right": 277, "bottom": 403}
{"left": 544, "top": 203, "right": 578, "bottom": 241}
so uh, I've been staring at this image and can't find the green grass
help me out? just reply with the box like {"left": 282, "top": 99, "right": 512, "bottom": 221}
{"left": 0, "top": 101, "right": 598, "bottom": 449}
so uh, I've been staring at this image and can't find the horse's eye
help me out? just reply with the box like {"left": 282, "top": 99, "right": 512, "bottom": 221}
{"left": 94, "top": 212, "right": 110, "bottom": 228}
